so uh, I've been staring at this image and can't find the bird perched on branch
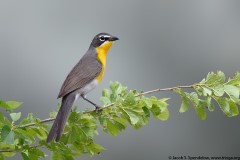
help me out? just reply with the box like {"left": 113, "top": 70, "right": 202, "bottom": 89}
{"left": 46, "top": 33, "right": 119, "bottom": 142}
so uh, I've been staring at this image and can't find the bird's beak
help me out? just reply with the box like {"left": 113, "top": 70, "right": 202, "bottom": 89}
{"left": 109, "top": 36, "right": 119, "bottom": 41}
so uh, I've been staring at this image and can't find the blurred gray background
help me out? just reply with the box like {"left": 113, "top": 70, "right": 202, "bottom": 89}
{"left": 1, "top": 0, "right": 240, "bottom": 159}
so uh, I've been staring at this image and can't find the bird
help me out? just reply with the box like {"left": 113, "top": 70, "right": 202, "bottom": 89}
{"left": 46, "top": 33, "right": 119, "bottom": 142}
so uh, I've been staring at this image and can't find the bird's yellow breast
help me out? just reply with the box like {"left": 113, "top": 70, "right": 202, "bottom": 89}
{"left": 95, "top": 41, "right": 113, "bottom": 82}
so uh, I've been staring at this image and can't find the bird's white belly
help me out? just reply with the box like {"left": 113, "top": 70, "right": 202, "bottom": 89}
{"left": 81, "top": 79, "right": 98, "bottom": 95}
{"left": 74, "top": 79, "right": 98, "bottom": 102}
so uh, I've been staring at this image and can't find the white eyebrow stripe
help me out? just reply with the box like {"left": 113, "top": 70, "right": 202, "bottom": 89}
{"left": 99, "top": 35, "right": 110, "bottom": 38}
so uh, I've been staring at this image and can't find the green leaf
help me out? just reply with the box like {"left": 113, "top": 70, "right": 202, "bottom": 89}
{"left": 179, "top": 95, "right": 190, "bottom": 113}
{"left": 123, "top": 92, "right": 135, "bottom": 106}
{"left": 52, "top": 152, "right": 66, "bottom": 160}
{"left": 206, "top": 96, "right": 215, "bottom": 112}
{"left": 2, "top": 151, "right": 16, "bottom": 157}
{"left": 150, "top": 104, "right": 161, "bottom": 117}
{"left": 229, "top": 100, "right": 239, "bottom": 117}
{"left": 226, "top": 72, "right": 240, "bottom": 86}
{"left": 143, "top": 98, "right": 153, "bottom": 109}
{"left": 195, "top": 105, "right": 206, "bottom": 120}
{"left": 0, "top": 154, "right": 5, "bottom": 160}
{"left": 10, "top": 112, "right": 21, "bottom": 122}
{"left": 1, "top": 125, "right": 15, "bottom": 144}
{"left": 0, "top": 112, "right": 4, "bottom": 122}
{"left": 212, "top": 85, "right": 224, "bottom": 97}
{"left": 216, "top": 71, "right": 226, "bottom": 83}
{"left": 86, "top": 143, "right": 105, "bottom": 157}
{"left": 195, "top": 86, "right": 203, "bottom": 95}
{"left": 0, "top": 143, "right": 15, "bottom": 157}
{"left": 224, "top": 85, "right": 240, "bottom": 102}
{"left": 106, "top": 119, "right": 120, "bottom": 136}
{"left": 113, "top": 117, "right": 128, "bottom": 127}
{"left": 157, "top": 108, "right": 170, "bottom": 121}
{"left": 110, "top": 81, "right": 123, "bottom": 95}
{"left": 21, "top": 152, "right": 29, "bottom": 160}
{"left": 215, "top": 98, "right": 231, "bottom": 116}
{"left": 122, "top": 109, "right": 139, "bottom": 125}
{"left": 202, "top": 87, "right": 212, "bottom": 96}
{"left": 102, "top": 88, "right": 111, "bottom": 98}
{"left": 188, "top": 92, "right": 199, "bottom": 106}
{"left": 28, "top": 148, "right": 45, "bottom": 160}
{"left": 100, "top": 97, "right": 111, "bottom": 105}
{"left": 49, "top": 111, "right": 57, "bottom": 118}
{"left": 31, "top": 128, "right": 47, "bottom": 140}
{"left": 205, "top": 71, "right": 225, "bottom": 85}
{"left": 68, "top": 125, "right": 79, "bottom": 143}
{"left": 0, "top": 100, "right": 23, "bottom": 110}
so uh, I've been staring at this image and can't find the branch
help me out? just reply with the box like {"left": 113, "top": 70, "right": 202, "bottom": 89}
{"left": 20, "top": 84, "right": 194, "bottom": 128}
{"left": 0, "top": 84, "right": 195, "bottom": 153}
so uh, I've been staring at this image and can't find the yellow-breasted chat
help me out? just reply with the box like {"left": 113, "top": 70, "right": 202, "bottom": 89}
{"left": 47, "top": 33, "right": 119, "bottom": 142}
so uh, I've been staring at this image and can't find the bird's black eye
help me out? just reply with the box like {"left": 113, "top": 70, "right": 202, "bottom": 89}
{"left": 99, "top": 36, "right": 105, "bottom": 41}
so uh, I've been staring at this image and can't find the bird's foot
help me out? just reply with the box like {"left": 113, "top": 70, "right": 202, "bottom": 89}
{"left": 94, "top": 105, "right": 101, "bottom": 114}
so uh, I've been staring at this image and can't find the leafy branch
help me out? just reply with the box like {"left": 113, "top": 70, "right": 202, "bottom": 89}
{"left": 20, "top": 84, "right": 194, "bottom": 128}
{"left": 0, "top": 71, "right": 239, "bottom": 160}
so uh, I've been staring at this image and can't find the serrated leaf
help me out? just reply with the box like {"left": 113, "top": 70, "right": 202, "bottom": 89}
{"left": 1, "top": 125, "right": 15, "bottom": 144}
{"left": 179, "top": 95, "right": 190, "bottom": 113}
{"left": 195, "top": 105, "right": 206, "bottom": 120}
{"left": 10, "top": 112, "right": 21, "bottom": 122}
{"left": 224, "top": 85, "right": 240, "bottom": 102}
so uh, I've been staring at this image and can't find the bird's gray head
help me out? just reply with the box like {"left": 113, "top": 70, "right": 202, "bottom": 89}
{"left": 90, "top": 32, "right": 119, "bottom": 48}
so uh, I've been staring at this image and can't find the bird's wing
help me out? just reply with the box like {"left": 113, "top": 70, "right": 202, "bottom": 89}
{"left": 58, "top": 54, "right": 102, "bottom": 98}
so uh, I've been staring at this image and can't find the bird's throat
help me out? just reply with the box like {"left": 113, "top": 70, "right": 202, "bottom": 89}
{"left": 95, "top": 41, "right": 113, "bottom": 81}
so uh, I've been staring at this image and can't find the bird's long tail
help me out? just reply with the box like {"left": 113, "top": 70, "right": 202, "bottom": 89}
{"left": 46, "top": 94, "right": 75, "bottom": 143}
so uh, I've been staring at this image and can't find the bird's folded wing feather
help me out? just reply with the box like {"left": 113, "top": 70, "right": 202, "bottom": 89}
{"left": 58, "top": 54, "right": 102, "bottom": 98}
